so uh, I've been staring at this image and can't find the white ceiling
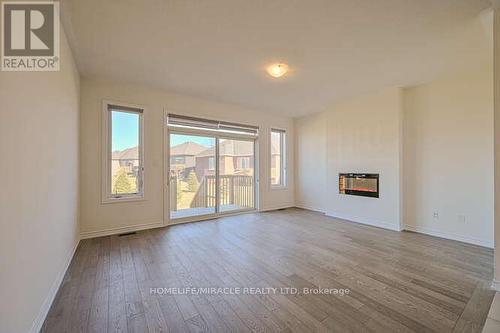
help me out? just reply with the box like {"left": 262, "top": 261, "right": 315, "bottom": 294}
{"left": 62, "top": 0, "right": 493, "bottom": 117}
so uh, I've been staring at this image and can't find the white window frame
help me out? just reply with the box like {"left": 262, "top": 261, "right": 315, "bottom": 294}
{"left": 102, "top": 100, "right": 145, "bottom": 203}
{"left": 270, "top": 128, "right": 287, "bottom": 189}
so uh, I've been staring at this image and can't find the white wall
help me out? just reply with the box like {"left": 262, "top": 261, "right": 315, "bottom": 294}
{"left": 80, "top": 78, "right": 295, "bottom": 237}
{"left": 294, "top": 88, "right": 403, "bottom": 230}
{"left": 295, "top": 112, "right": 327, "bottom": 212}
{"left": 294, "top": 69, "right": 493, "bottom": 247}
{"left": 0, "top": 30, "right": 80, "bottom": 333}
{"left": 325, "top": 88, "right": 403, "bottom": 230}
{"left": 404, "top": 67, "right": 494, "bottom": 247}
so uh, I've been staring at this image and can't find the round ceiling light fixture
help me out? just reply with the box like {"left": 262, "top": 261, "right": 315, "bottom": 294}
{"left": 267, "top": 63, "right": 289, "bottom": 78}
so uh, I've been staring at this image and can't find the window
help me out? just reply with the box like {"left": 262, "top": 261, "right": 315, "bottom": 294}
{"left": 103, "top": 102, "right": 144, "bottom": 202}
{"left": 237, "top": 157, "right": 250, "bottom": 169}
{"left": 171, "top": 156, "right": 186, "bottom": 165}
{"left": 270, "top": 129, "right": 286, "bottom": 187}
{"left": 208, "top": 157, "right": 215, "bottom": 170}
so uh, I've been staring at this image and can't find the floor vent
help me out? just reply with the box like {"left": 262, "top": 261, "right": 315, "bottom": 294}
{"left": 118, "top": 231, "right": 137, "bottom": 237}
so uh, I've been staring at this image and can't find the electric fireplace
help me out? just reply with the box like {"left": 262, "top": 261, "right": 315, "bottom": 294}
{"left": 339, "top": 173, "right": 379, "bottom": 198}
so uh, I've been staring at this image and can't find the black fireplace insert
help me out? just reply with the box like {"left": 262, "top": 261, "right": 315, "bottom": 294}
{"left": 339, "top": 173, "right": 379, "bottom": 198}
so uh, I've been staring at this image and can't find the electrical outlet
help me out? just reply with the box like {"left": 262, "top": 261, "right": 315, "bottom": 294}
{"left": 433, "top": 211, "right": 439, "bottom": 219}
{"left": 458, "top": 214, "right": 466, "bottom": 223}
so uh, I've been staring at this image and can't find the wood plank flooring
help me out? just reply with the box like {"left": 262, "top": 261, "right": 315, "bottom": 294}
{"left": 41, "top": 208, "right": 494, "bottom": 333}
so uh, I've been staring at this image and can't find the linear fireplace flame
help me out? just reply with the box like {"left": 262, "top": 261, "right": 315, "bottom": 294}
{"left": 339, "top": 173, "right": 379, "bottom": 198}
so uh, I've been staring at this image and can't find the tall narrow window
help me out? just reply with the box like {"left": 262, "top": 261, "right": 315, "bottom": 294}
{"left": 271, "top": 129, "right": 286, "bottom": 187}
{"left": 103, "top": 103, "right": 144, "bottom": 202}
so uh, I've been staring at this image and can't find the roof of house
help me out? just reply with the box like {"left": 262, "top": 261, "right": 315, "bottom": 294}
{"left": 112, "top": 146, "right": 138, "bottom": 160}
{"left": 170, "top": 141, "right": 207, "bottom": 156}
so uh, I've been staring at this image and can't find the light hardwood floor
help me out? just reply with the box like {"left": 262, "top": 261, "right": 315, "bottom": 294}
{"left": 42, "top": 208, "right": 494, "bottom": 333}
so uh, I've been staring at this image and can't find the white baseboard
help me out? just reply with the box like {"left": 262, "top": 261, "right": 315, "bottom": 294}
{"left": 326, "top": 211, "right": 401, "bottom": 232}
{"left": 80, "top": 221, "right": 165, "bottom": 239}
{"left": 403, "top": 225, "right": 493, "bottom": 248}
{"left": 82, "top": 208, "right": 299, "bottom": 239}
{"left": 29, "top": 238, "right": 80, "bottom": 333}
{"left": 492, "top": 280, "right": 500, "bottom": 292}
{"left": 294, "top": 204, "right": 326, "bottom": 214}
{"left": 167, "top": 209, "right": 257, "bottom": 226}
{"left": 259, "top": 205, "right": 294, "bottom": 212}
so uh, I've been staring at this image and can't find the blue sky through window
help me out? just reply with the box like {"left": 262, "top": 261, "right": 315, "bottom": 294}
{"left": 111, "top": 111, "right": 139, "bottom": 151}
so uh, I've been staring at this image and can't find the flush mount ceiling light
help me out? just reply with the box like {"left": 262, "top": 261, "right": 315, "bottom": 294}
{"left": 267, "top": 63, "right": 289, "bottom": 78}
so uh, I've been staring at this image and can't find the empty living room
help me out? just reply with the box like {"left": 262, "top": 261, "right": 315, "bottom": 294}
{"left": 3, "top": 0, "right": 500, "bottom": 332}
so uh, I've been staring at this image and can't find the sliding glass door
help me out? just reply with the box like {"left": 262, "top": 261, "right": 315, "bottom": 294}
{"left": 169, "top": 132, "right": 255, "bottom": 220}
{"left": 169, "top": 133, "right": 216, "bottom": 219}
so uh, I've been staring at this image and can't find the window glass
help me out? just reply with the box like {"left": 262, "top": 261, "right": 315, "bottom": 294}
{"left": 271, "top": 130, "right": 285, "bottom": 187}
{"left": 110, "top": 109, "right": 142, "bottom": 196}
